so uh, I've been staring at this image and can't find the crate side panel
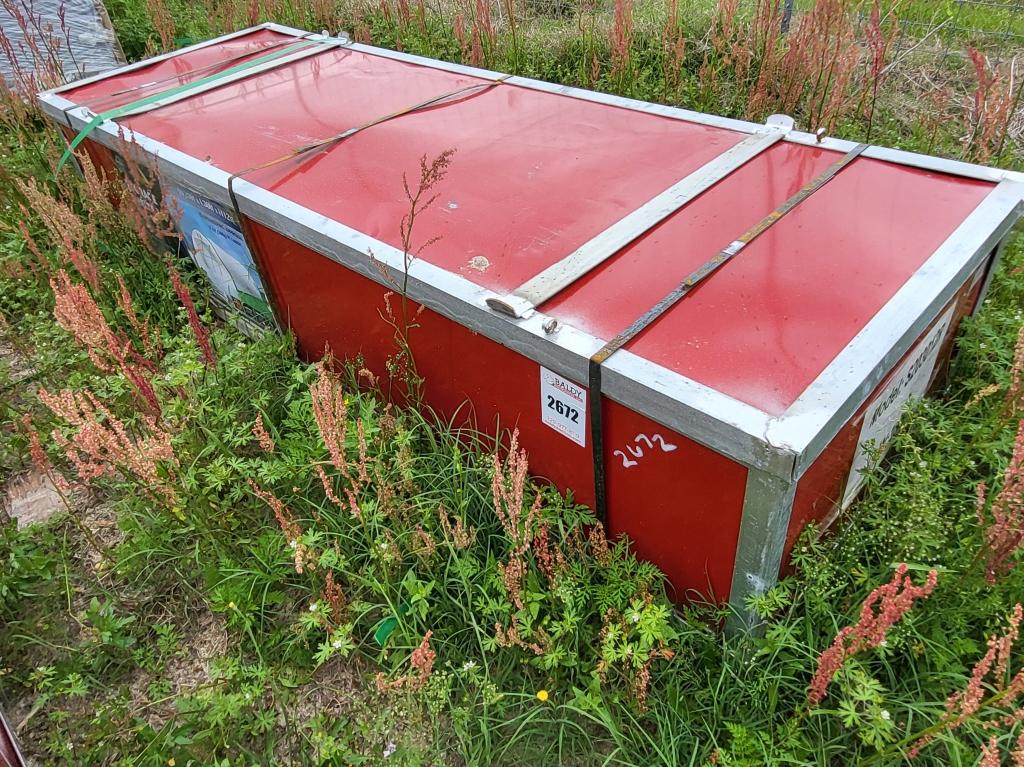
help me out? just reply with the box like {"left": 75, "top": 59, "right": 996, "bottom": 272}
{"left": 63, "top": 133, "right": 119, "bottom": 180}
{"left": 785, "top": 259, "right": 991, "bottom": 569}
{"left": 603, "top": 400, "right": 749, "bottom": 602}
{"left": 244, "top": 220, "right": 597, "bottom": 504}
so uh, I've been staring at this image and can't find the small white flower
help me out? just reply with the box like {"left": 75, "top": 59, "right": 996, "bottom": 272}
{"left": 630, "top": 612, "right": 641, "bottom": 623}
{"left": 879, "top": 639, "right": 888, "bottom": 647}
{"left": 289, "top": 540, "right": 298, "bottom": 549}
{"left": 461, "top": 660, "right": 477, "bottom": 672}
{"left": 383, "top": 741, "right": 397, "bottom": 758}
{"left": 309, "top": 602, "right": 319, "bottom": 612}
{"left": 332, "top": 639, "right": 343, "bottom": 649}
{"left": 881, "top": 709, "right": 891, "bottom": 721}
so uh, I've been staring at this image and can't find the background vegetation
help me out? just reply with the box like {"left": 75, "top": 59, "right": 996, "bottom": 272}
{"left": 1, "top": 0, "right": 1023, "bottom": 764}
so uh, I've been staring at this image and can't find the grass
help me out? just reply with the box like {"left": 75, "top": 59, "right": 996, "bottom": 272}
{"left": 864, "top": 0, "right": 1024, "bottom": 43}
{"left": 1, "top": 0, "right": 1024, "bottom": 765}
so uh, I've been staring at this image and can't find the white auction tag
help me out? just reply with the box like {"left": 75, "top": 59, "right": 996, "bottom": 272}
{"left": 539, "top": 366, "right": 587, "bottom": 447}
{"left": 842, "top": 306, "right": 955, "bottom": 508}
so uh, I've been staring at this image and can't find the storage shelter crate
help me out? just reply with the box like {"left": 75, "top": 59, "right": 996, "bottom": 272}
{"left": 39, "top": 24, "right": 1024, "bottom": 629}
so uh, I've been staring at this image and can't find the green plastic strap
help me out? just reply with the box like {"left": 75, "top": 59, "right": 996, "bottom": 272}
{"left": 56, "top": 38, "right": 323, "bottom": 173}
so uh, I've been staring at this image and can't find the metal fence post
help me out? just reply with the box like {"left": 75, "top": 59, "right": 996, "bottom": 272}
{"left": 780, "top": 0, "right": 794, "bottom": 34}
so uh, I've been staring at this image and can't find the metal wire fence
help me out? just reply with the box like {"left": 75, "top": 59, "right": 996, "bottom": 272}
{"left": 511, "top": 0, "right": 1024, "bottom": 59}
{"left": 859, "top": 0, "right": 1024, "bottom": 59}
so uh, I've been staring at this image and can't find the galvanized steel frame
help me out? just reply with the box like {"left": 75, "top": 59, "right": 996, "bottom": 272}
{"left": 971, "top": 230, "right": 1017, "bottom": 319}
{"left": 726, "top": 469, "right": 799, "bottom": 634}
{"left": 35, "top": 25, "right": 1024, "bottom": 628}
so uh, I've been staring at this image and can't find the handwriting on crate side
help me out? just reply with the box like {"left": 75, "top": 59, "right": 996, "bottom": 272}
{"left": 613, "top": 433, "right": 678, "bottom": 468}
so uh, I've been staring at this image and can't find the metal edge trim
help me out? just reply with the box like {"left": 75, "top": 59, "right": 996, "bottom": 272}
{"left": 600, "top": 352, "right": 793, "bottom": 476}
{"left": 229, "top": 177, "right": 786, "bottom": 473}
{"left": 43, "top": 24, "right": 278, "bottom": 95}
{"left": 767, "top": 180, "right": 1024, "bottom": 477}
{"left": 38, "top": 92, "right": 76, "bottom": 123}
{"left": 725, "top": 468, "right": 798, "bottom": 635}
{"left": 0, "top": 704, "right": 27, "bottom": 767}
{"left": 340, "top": 42, "right": 1024, "bottom": 185}
{"left": 971, "top": 232, "right": 1015, "bottom": 318}
{"left": 232, "top": 176, "right": 600, "bottom": 378}
{"left": 345, "top": 40, "right": 511, "bottom": 82}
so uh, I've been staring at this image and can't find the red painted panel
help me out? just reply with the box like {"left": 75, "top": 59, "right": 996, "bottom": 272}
{"left": 62, "top": 29, "right": 290, "bottom": 110}
{"left": 244, "top": 220, "right": 597, "bottom": 505}
{"left": 603, "top": 401, "right": 748, "bottom": 602}
{"left": 82, "top": 43, "right": 748, "bottom": 299}
{"left": 122, "top": 50, "right": 486, "bottom": 173}
{"left": 785, "top": 259, "right": 992, "bottom": 569}
{"left": 66, "top": 134, "right": 118, "bottom": 180}
{"left": 241, "top": 85, "right": 746, "bottom": 293}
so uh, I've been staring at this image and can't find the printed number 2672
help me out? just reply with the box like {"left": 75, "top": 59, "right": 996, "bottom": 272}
{"left": 546, "top": 395, "right": 580, "bottom": 423}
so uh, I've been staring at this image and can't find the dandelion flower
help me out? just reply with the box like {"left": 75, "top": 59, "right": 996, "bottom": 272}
{"left": 227, "top": 601, "right": 236, "bottom": 610}
{"left": 536, "top": 689, "right": 549, "bottom": 702}
{"left": 168, "top": 760, "right": 176, "bottom": 767}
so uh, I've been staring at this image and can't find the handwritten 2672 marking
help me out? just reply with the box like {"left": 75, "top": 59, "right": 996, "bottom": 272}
{"left": 613, "top": 433, "right": 678, "bottom": 468}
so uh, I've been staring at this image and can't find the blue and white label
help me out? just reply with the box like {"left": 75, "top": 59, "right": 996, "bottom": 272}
{"left": 166, "top": 183, "right": 275, "bottom": 330}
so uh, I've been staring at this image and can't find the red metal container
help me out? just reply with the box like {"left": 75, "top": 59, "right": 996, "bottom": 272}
{"left": 39, "top": 24, "right": 1024, "bottom": 628}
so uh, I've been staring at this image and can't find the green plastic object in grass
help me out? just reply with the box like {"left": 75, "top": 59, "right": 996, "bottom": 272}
{"left": 55, "top": 39, "right": 323, "bottom": 175}
{"left": 373, "top": 603, "right": 411, "bottom": 647}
